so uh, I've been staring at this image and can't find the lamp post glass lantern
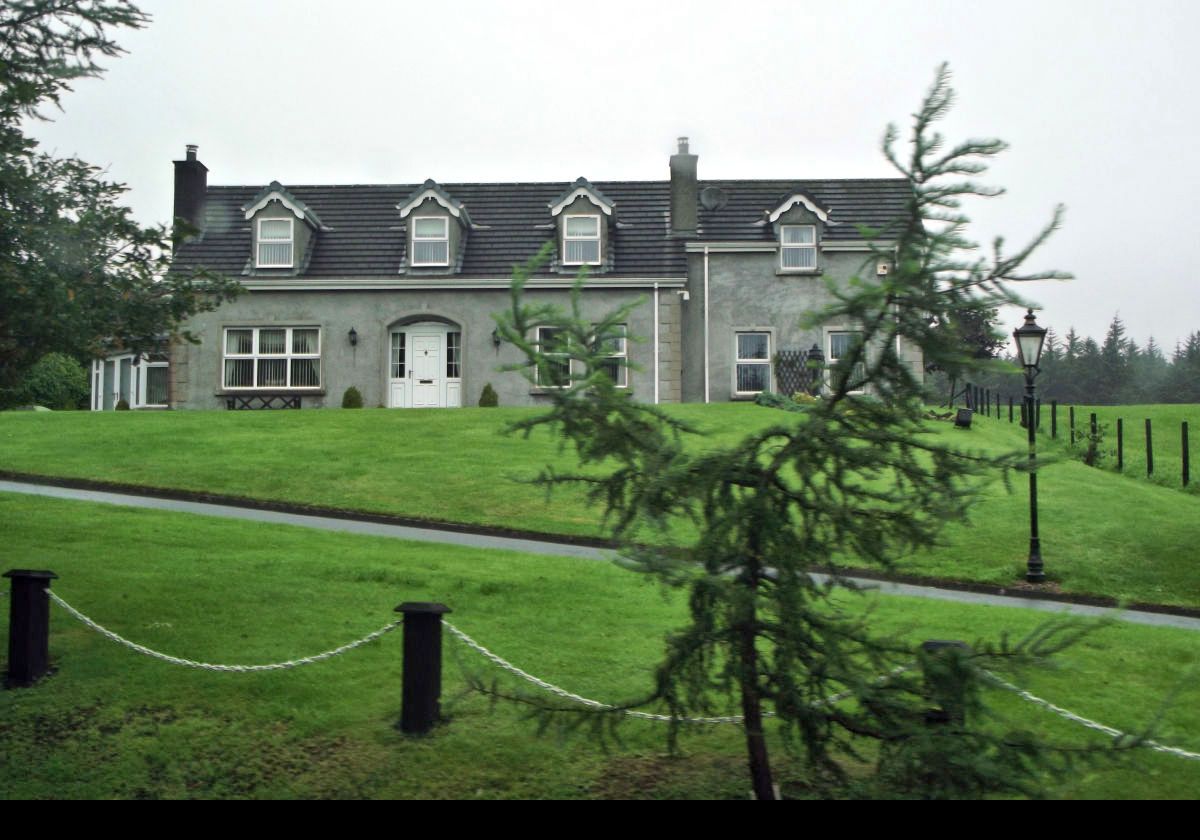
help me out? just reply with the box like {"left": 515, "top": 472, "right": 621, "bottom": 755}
{"left": 1014, "top": 309, "right": 1048, "bottom": 582}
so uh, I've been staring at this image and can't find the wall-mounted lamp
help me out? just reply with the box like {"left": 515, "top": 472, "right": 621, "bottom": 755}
{"left": 492, "top": 328, "right": 502, "bottom": 349}
{"left": 348, "top": 327, "right": 358, "bottom": 347}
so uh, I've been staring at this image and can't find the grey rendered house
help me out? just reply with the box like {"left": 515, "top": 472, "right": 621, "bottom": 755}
{"left": 92, "top": 140, "right": 921, "bottom": 410}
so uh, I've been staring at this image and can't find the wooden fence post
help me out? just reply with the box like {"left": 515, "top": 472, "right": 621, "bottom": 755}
{"left": 1117, "top": 418, "right": 1124, "bottom": 471}
{"left": 395, "top": 602, "right": 451, "bottom": 735}
{"left": 4, "top": 570, "right": 58, "bottom": 688}
{"left": 1184, "top": 422, "right": 1190, "bottom": 487}
{"left": 1146, "top": 419, "right": 1154, "bottom": 476}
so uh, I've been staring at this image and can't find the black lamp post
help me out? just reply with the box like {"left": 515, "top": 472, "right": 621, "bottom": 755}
{"left": 1014, "top": 309, "right": 1048, "bottom": 582}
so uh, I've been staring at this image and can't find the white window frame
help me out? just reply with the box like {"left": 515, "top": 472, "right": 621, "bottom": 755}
{"left": 562, "top": 214, "right": 601, "bottom": 266}
{"left": 535, "top": 326, "right": 572, "bottom": 389}
{"left": 256, "top": 218, "right": 295, "bottom": 268}
{"left": 827, "top": 329, "right": 867, "bottom": 395}
{"left": 222, "top": 326, "right": 322, "bottom": 391}
{"left": 780, "top": 224, "right": 817, "bottom": 272}
{"left": 411, "top": 216, "right": 450, "bottom": 267}
{"left": 138, "top": 361, "right": 169, "bottom": 408}
{"left": 734, "top": 331, "right": 772, "bottom": 396}
{"left": 594, "top": 324, "right": 628, "bottom": 388}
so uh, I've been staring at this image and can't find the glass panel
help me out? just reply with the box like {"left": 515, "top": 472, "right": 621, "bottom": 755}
{"left": 257, "top": 358, "right": 287, "bottom": 387}
{"left": 596, "top": 324, "right": 626, "bottom": 355}
{"left": 259, "top": 219, "right": 291, "bottom": 240}
{"left": 224, "top": 359, "right": 253, "bottom": 388}
{"left": 737, "top": 333, "right": 769, "bottom": 360}
{"left": 292, "top": 328, "right": 319, "bottom": 355}
{"left": 782, "top": 225, "right": 815, "bottom": 244}
{"left": 414, "top": 218, "right": 446, "bottom": 238}
{"left": 599, "top": 358, "right": 627, "bottom": 387}
{"left": 565, "top": 216, "right": 599, "bottom": 237}
{"left": 391, "top": 333, "right": 406, "bottom": 379}
{"left": 258, "top": 242, "right": 293, "bottom": 266}
{"left": 290, "top": 359, "right": 320, "bottom": 388}
{"left": 412, "top": 240, "right": 449, "bottom": 265}
{"left": 146, "top": 366, "right": 169, "bottom": 405}
{"left": 119, "top": 358, "right": 132, "bottom": 402}
{"left": 259, "top": 329, "right": 286, "bottom": 354}
{"left": 226, "top": 329, "right": 252, "bottom": 355}
{"left": 564, "top": 239, "right": 599, "bottom": 264}
{"left": 446, "top": 332, "right": 461, "bottom": 378}
{"left": 736, "top": 363, "right": 769, "bottom": 393}
{"left": 782, "top": 246, "right": 815, "bottom": 269}
{"left": 830, "top": 332, "right": 861, "bottom": 360}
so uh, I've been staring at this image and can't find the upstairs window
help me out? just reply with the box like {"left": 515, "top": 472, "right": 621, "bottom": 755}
{"left": 735, "top": 332, "right": 771, "bottom": 394}
{"left": 224, "top": 326, "right": 321, "bottom": 390}
{"left": 780, "top": 224, "right": 816, "bottom": 271}
{"left": 563, "top": 215, "right": 601, "bottom": 265}
{"left": 412, "top": 217, "right": 449, "bottom": 266}
{"left": 257, "top": 218, "right": 294, "bottom": 268}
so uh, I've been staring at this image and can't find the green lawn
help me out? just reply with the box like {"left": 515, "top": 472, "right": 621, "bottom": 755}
{"left": 2, "top": 405, "right": 1199, "bottom": 607}
{"left": 2, "top": 493, "right": 1198, "bottom": 799}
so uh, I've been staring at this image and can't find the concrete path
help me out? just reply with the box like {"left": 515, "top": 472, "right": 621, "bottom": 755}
{"left": 4, "top": 479, "right": 1199, "bottom": 633}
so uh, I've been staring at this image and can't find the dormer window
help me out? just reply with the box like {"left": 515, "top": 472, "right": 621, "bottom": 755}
{"left": 781, "top": 224, "right": 816, "bottom": 271}
{"left": 412, "top": 217, "right": 450, "bottom": 266}
{"left": 257, "top": 218, "right": 294, "bottom": 268}
{"left": 563, "top": 215, "right": 601, "bottom": 265}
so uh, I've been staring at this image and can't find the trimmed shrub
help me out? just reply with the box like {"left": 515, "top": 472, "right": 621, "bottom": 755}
{"left": 17, "top": 353, "right": 89, "bottom": 409}
{"left": 478, "top": 383, "right": 499, "bottom": 407}
{"left": 341, "top": 386, "right": 364, "bottom": 409}
{"left": 115, "top": 398, "right": 130, "bottom": 411}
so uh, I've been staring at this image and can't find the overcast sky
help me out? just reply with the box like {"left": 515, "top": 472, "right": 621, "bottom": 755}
{"left": 25, "top": 0, "right": 1200, "bottom": 352}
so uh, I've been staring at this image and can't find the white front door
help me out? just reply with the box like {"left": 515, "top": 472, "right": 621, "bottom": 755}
{"left": 410, "top": 334, "right": 441, "bottom": 407}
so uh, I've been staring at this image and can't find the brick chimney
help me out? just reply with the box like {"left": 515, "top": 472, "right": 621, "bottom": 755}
{"left": 669, "top": 136, "right": 698, "bottom": 237}
{"left": 172, "top": 144, "right": 207, "bottom": 249}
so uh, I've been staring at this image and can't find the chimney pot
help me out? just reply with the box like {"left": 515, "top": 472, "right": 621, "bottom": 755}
{"left": 677, "top": 136, "right": 689, "bottom": 154}
{"left": 186, "top": 144, "right": 198, "bottom": 161}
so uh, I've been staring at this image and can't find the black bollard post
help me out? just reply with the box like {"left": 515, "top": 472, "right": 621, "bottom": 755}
{"left": 1070, "top": 406, "right": 1076, "bottom": 446}
{"left": 1183, "top": 422, "right": 1190, "bottom": 487}
{"left": 4, "top": 570, "right": 58, "bottom": 688}
{"left": 1146, "top": 419, "right": 1154, "bottom": 476}
{"left": 1008, "top": 396, "right": 1014, "bottom": 423}
{"left": 1117, "top": 418, "right": 1124, "bottom": 471}
{"left": 1051, "top": 401, "right": 1058, "bottom": 439}
{"left": 395, "top": 601, "right": 451, "bottom": 735}
{"left": 920, "top": 640, "right": 971, "bottom": 726}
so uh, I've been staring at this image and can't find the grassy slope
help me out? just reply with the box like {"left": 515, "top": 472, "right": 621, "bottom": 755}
{"left": 1, "top": 405, "right": 1199, "bottom": 606}
{"left": 1042, "top": 404, "right": 1197, "bottom": 496}
{"left": 1, "top": 492, "right": 1198, "bottom": 799}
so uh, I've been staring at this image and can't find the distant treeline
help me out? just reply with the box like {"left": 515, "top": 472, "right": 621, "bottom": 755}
{"left": 954, "top": 315, "right": 1200, "bottom": 405}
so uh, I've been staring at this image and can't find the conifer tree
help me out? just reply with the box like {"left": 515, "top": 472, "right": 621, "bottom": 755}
{"left": 495, "top": 66, "right": 1107, "bottom": 799}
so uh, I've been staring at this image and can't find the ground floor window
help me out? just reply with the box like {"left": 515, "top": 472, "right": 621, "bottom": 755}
{"left": 828, "top": 330, "right": 866, "bottom": 393}
{"left": 596, "top": 324, "right": 627, "bottom": 387}
{"left": 735, "top": 331, "right": 771, "bottom": 394}
{"left": 536, "top": 326, "right": 571, "bottom": 388}
{"left": 223, "top": 327, "right": 321, "bottom": 390}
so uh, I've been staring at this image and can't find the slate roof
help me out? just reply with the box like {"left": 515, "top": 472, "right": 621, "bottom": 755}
{"left": 172, "top": 178, "right": 909, "bottom": 279}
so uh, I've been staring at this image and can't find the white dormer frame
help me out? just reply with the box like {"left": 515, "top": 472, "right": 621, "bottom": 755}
{"left": 243, "top": 192, "right": 309, "bottom": 222}
{"left": 549, "top": 187, "right": 613, "bottom": 218}
{"left": 767, "top": 194, "right": 833, "bottom": 224}
{"left": 562, "top": 214, "right": 601, "bottom": 266}
{"left": 411, "top": 216, "right": 450, "bottom": 267}
{"left": 256, "top": 217, "right": 295, "bottom": 268}
{"left": 398, "top": 189, "right": 465, "bottom": 220}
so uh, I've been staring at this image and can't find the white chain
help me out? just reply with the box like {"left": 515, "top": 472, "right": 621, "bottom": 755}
{"left": 983, "top": 670, "right": 1200, "bottom": 761}
{"left": 445, "top": 620, "right": 906, "bottom": 725}
{"left": 47, "top": 590, "right": 400, "bottom": 673}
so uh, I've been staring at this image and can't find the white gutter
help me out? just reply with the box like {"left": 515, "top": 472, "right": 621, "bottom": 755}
{"left": 653, "top": 282, "right": 660, "bottom": 405}
{"left": 703, "top": 245, "right": 710, "bottom": 404}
